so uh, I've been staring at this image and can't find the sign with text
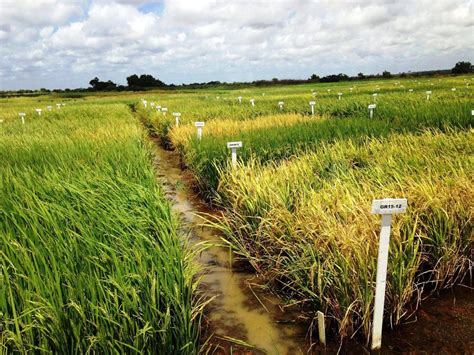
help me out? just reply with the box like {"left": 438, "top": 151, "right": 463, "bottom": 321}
{"left": 227, "top": 141, "right": 242, "bottom": 149}
{"left": 371, "top": 198, "right": 407, "bottom": 215}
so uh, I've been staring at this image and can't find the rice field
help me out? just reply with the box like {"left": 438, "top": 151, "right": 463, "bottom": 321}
{"left": 1, "top": 74, "right": 473, "bottom": 351}
{"left": 138, "top": 75, "right": 473, "bottom": 343}
{"left": 0, "top": 103, "right": 200, "bottom": 353}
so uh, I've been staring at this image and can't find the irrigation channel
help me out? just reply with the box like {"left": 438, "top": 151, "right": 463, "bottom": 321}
{"left": 151, "top": 138, "right": 309, "bottom": 354}
{"left": 149, "top": 139, "right": 474, "bottom": 354}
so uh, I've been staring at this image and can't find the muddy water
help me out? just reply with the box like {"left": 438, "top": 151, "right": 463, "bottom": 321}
{"left": 151, "top": 140, "right": 309, "bottom": 354}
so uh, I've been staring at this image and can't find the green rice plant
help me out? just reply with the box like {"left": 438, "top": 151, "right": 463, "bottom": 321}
{"left": 212, "top": 130, "right": 473, "bottom": 341}
{"left": 0, "top": 104, "right": 201, "bottom": 353}
{"left": 177, "top": 100, "right": 473, "bottom": 198}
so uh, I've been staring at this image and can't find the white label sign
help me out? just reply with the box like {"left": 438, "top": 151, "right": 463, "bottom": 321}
{"left": 309, "top": 101, "right": 316, "bottom": 105}
{"left": 195, "top": 122, "right": 205, "bottom": 127}
{"left": 227, "top": 141, "right": 242, "bottom": 149}
{"left": 173, "top": 112, "right": 181, "bottom": 117}
{"left": 371, "top": 198, "right": 407, "bottom": 215}
{"left": 162, "top": 107, "right": 168, "bottom": 112}
{"left": 19, "top": 113, "right": 26, "bottom": 116}
{"left": 368, "top": 104, "right": 377, "bottom": 109}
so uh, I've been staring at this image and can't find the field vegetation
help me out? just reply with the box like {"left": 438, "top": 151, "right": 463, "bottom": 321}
{"left": 1, "top": 74, "right": 473, "bottom": 349}
{"left": 0, "top": 103, "right": 200, "bottom": 353}
{"left": 138, "top": 75, "right": 473, "bottom": 341}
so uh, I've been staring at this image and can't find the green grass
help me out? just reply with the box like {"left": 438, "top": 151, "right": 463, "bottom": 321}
{"left": 0, "top": 104, "right": 200, "bottom": 353}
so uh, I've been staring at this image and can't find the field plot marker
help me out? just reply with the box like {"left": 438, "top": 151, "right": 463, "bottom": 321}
{"left": 47, "top": 106, "right": 52, "bottom": 111}
{"left": 278, "top": 101, "right": 284, "bottom": 110}
{"left": 56, "top": 103, "right": 61, "bottom": 109}
{"left": 309, "top": 101, "right": 316, "bottom": 116}
{"left": 162, "top": 107, "right": 168, "bottom": 115}
{"left": 156, "top": 105, "right": 161, "bottom": 112}
{"left": 36, "top": 108, "right": 42, "bottom": 116}
{"left": 173, "top": 112, "right": 181, "bottom": 126}
{"left": 368, "top": 104, "right": 376, "bottom": 118}
{"left": 317, "top": 311, "right": 326, "bottom": 346}
{"left": 373, "top": 93, "right": 378, "bottom": 102}
{"left": 250, "top": 98, "right": 255, "bottom": 107}
{"left": 238, "top": 96, "right": 242, "bottom": 104}
{"left": 408, "top": 89, "right": 413, "bottom": 93}
{"left": 195, "top": 121, "right": 204, "bottom": 140}
{"left": 451, "top": 88, "right": 456, "bottom": 92}
{"left": 371, "top": 198, "right": 408, "bottom": 350}
{"left": 143, "top": 100, "right": 147, "bottom": 108}
{"left": 150, "top": 102, "right": 155, "bottom": 108}
{"left": 19, "top": 112, "right": 26, "bottom": 124}
{"left": 426, "top": 91, "right": 432, "bottom": 100}
{"left": 338, "top": 92, "right": 342, "bottom": 100}
{"left": 227, "top": 141, "right": 242, "bottom": 167}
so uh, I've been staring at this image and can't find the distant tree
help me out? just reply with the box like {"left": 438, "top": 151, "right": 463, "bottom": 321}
{"left": 309, "top": 74, "right": 320, "bottom": 82}
{"left": 357, "top": 72, "right": 365, "bottom": 79}
{"left": 272, "top": 77, "right": 279, "bottom": 83}
{"left": 89, "top": 77, "right": 118, "bottom": 91}
{"left": 382, "top": 70, "right": 392, "bottom": 78}
{"left": 89, "top": 77, "right": 100, "bottom": 89}
{"left": 319, "top": 73, "right": 349, "bottom": 83}
{"left": 126, "top": 74, "right": 166, "bottom": 89}
{"left": 451, "top": 61, "right": 473, "bottom": 74}
{"left": 126, "top": 74, "right": 140, "bottom": 87}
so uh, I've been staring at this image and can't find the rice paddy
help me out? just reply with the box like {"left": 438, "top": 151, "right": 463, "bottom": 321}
{"left": 1, "top": 75, "right": 473, "bottom": 352}
{"left": 0, "top": 103, "right": 200, "bottom": 353}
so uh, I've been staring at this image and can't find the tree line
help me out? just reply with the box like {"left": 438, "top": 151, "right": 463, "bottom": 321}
{"left": 88, "top": 74, "right": 166, "bottom": 91}
{"left": 87, "top": 61, "right": 473, "bottom": 91}
{"left": 1, "top": 61, "right": 472, "bottom": 96}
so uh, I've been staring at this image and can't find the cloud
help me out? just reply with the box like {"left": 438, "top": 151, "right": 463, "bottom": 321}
{"left": 0, "top": 0, "right": 472, "bottom": 90}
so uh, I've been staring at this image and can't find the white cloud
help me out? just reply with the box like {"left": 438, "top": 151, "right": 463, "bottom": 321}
{"left": 0, "top": 0, "right": 472, "bottom": 90}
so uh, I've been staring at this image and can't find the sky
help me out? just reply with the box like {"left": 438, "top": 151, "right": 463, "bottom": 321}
{"left": 0, "top": 0, "right": 472, "bottom": 90}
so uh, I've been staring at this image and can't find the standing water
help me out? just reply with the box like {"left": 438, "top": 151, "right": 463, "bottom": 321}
{"left": 151, "top": 139, "right": 309, "bottom": 354}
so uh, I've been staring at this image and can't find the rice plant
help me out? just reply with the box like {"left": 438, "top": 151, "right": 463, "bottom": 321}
{"left": 0, "top": 103, "right": 201, "bottom": 353}
{"left": 213, "top": 130, "right": 473, "bottom": 341}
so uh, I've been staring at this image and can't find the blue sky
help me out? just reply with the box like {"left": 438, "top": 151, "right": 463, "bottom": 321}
{"left": 0, "top": 0, "right": 472, "bottom": 90}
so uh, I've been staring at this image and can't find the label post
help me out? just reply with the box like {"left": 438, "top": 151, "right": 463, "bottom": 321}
{"left": 227, "top": 141, "right": 242, "bottom": 167}
{"left": 370, "top": 198, "right": 407, "bottom": 350}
